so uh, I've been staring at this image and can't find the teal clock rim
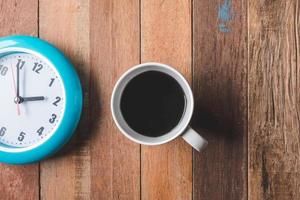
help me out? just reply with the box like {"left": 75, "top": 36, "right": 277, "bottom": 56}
{"left": 0, "top": 35, "right": 83, "bottom": 164}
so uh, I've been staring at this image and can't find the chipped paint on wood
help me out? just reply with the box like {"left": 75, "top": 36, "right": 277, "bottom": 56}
{"left": 218, "top": 0, "right": 233, "bottom": 32}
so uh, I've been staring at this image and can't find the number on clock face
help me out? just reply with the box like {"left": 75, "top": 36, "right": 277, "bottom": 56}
{"left": 0, "top": 53, "right": 65, "bottom": 147}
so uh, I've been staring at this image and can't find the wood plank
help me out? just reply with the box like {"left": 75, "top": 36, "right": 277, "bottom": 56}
{"left": 248, "top": 0, "right": 300, "bottom": 199}
{"left": 193, "top": 0, "right": 248, "bottom": 199}
{"left": 141, "top": 0, "right": 192, "bottom": 199}
{"left": 39, "top": 0, "right": 91, "bottom": 199}
{"left": 90, "top": 0, "right": 140, "bottom": 199}
{"left": 0, "top": 1, "right": 39, "bottom": 199}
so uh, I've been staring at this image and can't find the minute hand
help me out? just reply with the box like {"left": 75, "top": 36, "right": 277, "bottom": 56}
{"left": 16, "top": 62, "right": 20, "bottom": 98}
{"left": 21, "top": 96, "right": 45, "bottom": 102}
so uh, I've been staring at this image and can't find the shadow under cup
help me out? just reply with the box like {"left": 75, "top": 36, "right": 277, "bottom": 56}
{"left": 111, "top": 63, "right": 194, "bottom": 145}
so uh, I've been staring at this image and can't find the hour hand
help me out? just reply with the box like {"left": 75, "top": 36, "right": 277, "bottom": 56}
{"left": 21, "top": 96, "right": 45, "bottom": 102}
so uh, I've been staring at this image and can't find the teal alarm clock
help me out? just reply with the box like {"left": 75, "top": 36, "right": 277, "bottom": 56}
{"left": 0, "top": 35, "right": 83, "bottom": 164}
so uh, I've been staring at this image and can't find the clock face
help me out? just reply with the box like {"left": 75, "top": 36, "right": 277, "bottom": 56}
{"left": 0, "top": 52, "right": 65, "bottom": 148}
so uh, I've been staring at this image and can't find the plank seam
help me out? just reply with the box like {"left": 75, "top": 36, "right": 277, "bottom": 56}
{"left": 37, "top": 0, "right": 40, "bottom": 38}
{"left": 246, "top": 0, "right": 249, "bottom": 199}
{"left": 139, "top": 0, "right": 142, "bottom": 200}
{"left": 191, "top": 0, "right": 194, "bottom": 199}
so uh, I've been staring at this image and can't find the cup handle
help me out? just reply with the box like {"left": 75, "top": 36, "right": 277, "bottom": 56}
{"left": 182, "top": 127, "right": 208, "bottom": 151}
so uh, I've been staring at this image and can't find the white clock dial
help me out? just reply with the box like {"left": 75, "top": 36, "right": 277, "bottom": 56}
{"left": 0, "top": 53, "right": 65, "bottom": 147}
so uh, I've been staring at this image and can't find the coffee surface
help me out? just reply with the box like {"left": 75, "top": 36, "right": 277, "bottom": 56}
{"left": 120, "top": 71, "right": 186, "bottom": 137}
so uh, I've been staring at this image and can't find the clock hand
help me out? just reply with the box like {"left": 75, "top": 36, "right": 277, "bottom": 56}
{"left": 10, "top": 63, "right": 21, "bottom": 115}
{"left": 16, "top": 61, "right": 20, "bottom": 98}
{"left": 20, "top": 96, "right": 45, "bottom": 102}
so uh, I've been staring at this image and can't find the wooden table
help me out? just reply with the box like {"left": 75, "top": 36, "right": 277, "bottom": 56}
{"left": 0, "top": 0, "right": 299, "bottom": 199}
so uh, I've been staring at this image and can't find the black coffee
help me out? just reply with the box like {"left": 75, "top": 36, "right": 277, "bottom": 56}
{"left": 120, "top": 71, "right": 186, "bottom": 137}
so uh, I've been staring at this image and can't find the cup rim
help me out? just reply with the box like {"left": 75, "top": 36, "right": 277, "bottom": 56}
{"left": 111, "top": 62, "right": 194, "bottom": 145}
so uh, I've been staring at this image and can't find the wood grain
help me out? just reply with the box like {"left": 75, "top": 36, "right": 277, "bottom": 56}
{"left": 39, "top": 0, "right": 91, "bottom": 199}
{"left": 141, "top": 0, "right": 192, "bottom": 199}
{"left": 0, "top": 1, "right": 39, "bottom": 199}
{"left": 192, "top": 0, "right": 248, "bottom": 199}
{"left": 248, "top": 0, "right": 300, "bottom": 199}
{"left": 1, "top": 1, "right": 299, "bottom": 199}
{"left": 90, "top": 0, "right": 140, "bottom": 199}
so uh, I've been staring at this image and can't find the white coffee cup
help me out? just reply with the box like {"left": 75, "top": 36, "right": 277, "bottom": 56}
{"left": 111, "top": 62, "right": 207, "bottom": 151}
